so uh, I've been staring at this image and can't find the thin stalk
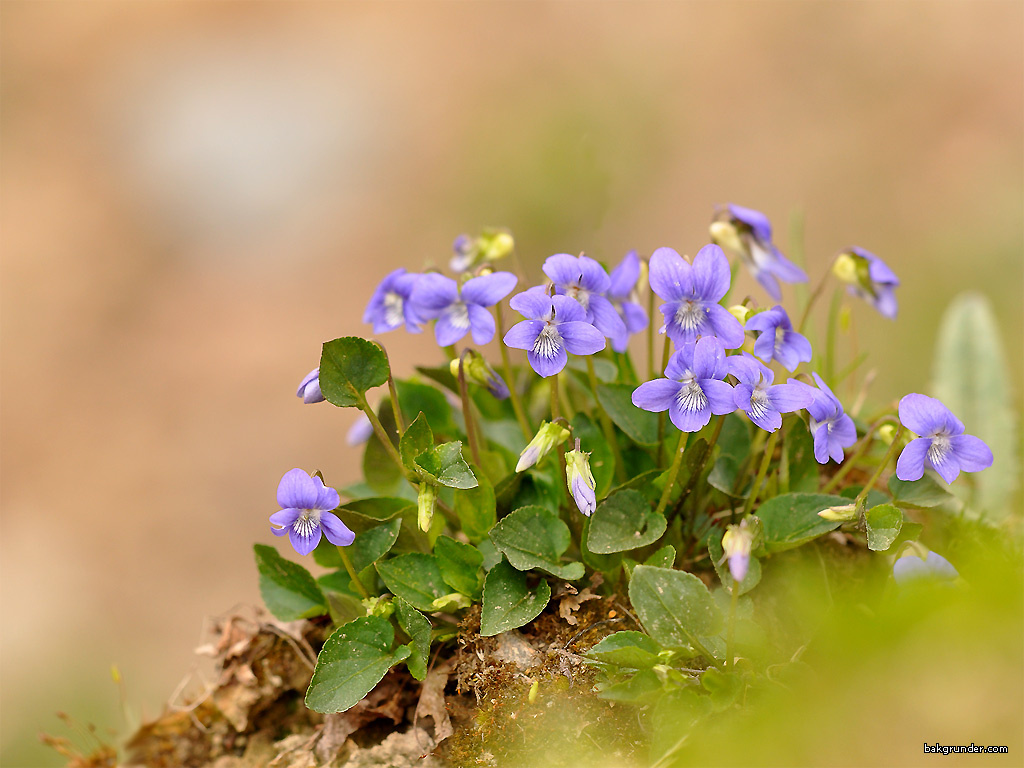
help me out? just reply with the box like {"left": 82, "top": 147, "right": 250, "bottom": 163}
{"left": 358, "top": 394, "right": 408, "bottom": 481}
{"left": 797, "top": 270, "right": 831, "bottom": 335}
{"left": 495, "top": 304, "right": 532, "bottom": 439}
{"left": 646, "top": 286, "right": 656, "bottom": 380}
{"left": 742, "top": 430, "right": 780, "bottom": 517}
{"left": 338, "top": 546, "right": 371, "bottom": 600}
{"left": 375, "top": 344, "right": 405, "bottom": 435}
{"left": 725, "top": 583, "right": 739, "bottom": 672}
{"left": 720, "top": 258, "right": 742, "bottom": 306}
{"left": 854, "top": 426, "right": 904, "bottom": 508}
{"left": 655, "top": 431, "right": 689, "bottom": 517}
{"left": 457, "top": 352, "right": 483, "bottom": 466}
{"left": 821, "top": 415, "right": 899, "bottom": 494}
{"left": 586, "top": 356, "right": 626, "bottom": 483}
{"left": 551, "top": 374, "right": 571, "bottom": 508}
{"left": 676, "top": 415, "right": 726, "bottom": 528}
{"left": 656, "top": 335, "right": 672, "bottom": 464}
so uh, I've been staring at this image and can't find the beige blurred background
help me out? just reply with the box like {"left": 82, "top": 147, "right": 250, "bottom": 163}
{"left": 2, "top": 2, "right": 1021, "bottom": 765}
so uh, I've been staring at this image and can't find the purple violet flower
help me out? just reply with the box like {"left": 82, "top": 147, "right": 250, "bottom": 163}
{"left": 893, "top": 550, "right": 958, "bottom": 586}
{"left": 270, "top": 469, "right": 355, "bottom": 556}
{"left": 363, "top": 268, "right": 423, "bottom": 334}
{"left": 896, "top": 394, "right": 993, "bottom": 484}
{"left": 711, "top": 204, "right": 808, "bottom": 300}
{"left": 606, "top": 250, "right": 649, "bottom": 353}
{"left": 503, "top": 289, "right": 606, "bottom": 377}
{"left": 744, "top": 305, "right": 813, "bottom": 372}
{"left": 790, "top": 372, "right": 857, "bottom": 464}
{"left": 631, "top": 337, "right": 736, "bottom": 432}
{"left": 543, "top": 253, "right": 627, "bottom": 340}
{"left": 836, "top": 247, "right": 900, "bottom": 319}
{"left": 565, "top": 438, "right": 597, "bottom": 516}
{"left": 648, "top": 244, "right": 744, "bottom": 349}
{"left": 410, "top": 271, "right": 518, "bottom": 346}
{"left": 346, "top": 413, "right": 374, "bottom": 446}
{"left": 296, "top": 368, "right": 324, "bottom": 404}
{"left": 728, "top": 353, "right": 813, "bottom": 433}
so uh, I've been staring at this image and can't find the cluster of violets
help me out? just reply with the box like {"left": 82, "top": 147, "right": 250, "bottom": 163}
{"left": 274, "top": 204, "right": 992, "bottom": 582}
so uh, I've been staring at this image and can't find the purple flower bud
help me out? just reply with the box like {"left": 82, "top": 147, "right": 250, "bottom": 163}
{"left": 296, "top": 368, "right": 324, "bottom": 404}
{"left": 270, "top": 469, "right": 354, "bottom": 556}
{"left": 565, "top": 438, "right": 596, "bottom": 516}
{"left": 896, "top": 394, "right": 993, "bottom": 484}
{"left": 346, "top": 414, "right": 374, "bottom": 446}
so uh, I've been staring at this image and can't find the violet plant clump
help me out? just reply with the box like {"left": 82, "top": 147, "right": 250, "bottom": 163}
{"left": 253, "top": 210, "right": 1006, "bottom": 759}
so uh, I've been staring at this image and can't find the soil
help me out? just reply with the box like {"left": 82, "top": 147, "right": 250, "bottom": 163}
{"left": 119, "top": 586, "right": 644, "bottom": 768}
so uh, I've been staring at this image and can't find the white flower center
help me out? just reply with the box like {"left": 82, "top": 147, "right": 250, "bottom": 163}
{"left": 927, "top": 434, "right": 952, "bottom": 466}
{"left": 447, "top": 301, "right": 470, "bottom": 330}
{"left": 674, "top": 301, "right": 705, "bottom": 332}
{"left": 533, "top": 323, "right": 563, "bottom": 359}
{"left": 383, "top": 292, "right": 404, "bottom": 326}
{"left": 749, "top": 386, "right": 771, "bottom": 420}
{"left": 774, "top": 326, "right": 787, "bottom": 348}
{"left": 675, "top": 373, "right": 707, "bottom": 413}
{"left": 294, "top": 509, "right": 320, "bottom": 538}
{"left": 568, "top": 284, "right": 591, "bottom": 310}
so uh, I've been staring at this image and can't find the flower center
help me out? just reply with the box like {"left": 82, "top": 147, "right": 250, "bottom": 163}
{"left": 568, "top": 284, "right": 591, "bottom": 310}
{"left": 927, "top": 434, "right": 952, "bottom": 466}
{"left": 383, "top": 291, "right": 405, "bottom": 327}
{"left": 774, "top": 326, "right": 787, "bottom": 348}
{"left": 675, "top": 375, "right": 707, "bottom": 413}
{"left": 294, "top": 509, "right": 320, "bottom": 539}
{"left": 447, "top": 301, "right": 470, "bottom": 330}
{"left": 749, "top": 386, "right": 771, "bottom": 420}
{"left": 674, "top": 301, "right": 705, "bottom": 333}
{"left": 533, "top": 323, "right": 563, "bottom": 359}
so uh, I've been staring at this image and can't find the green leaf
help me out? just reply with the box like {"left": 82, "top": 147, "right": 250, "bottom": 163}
{"left": 585, "top": 631, "right": 662, "bottom": 668}
{"left": 415, "top": 441, "right": 478, "bottom": 489}
{"left": 253, "top": 544, "right": 327, "bottom": 621}
{"left": 612, "top": 469, "right": 665, "bottom": 503}
{"left": 305, "top": 615, "right": 411, "bottom": 713}
{"left": 865, "top": 503, "right": 903, "bottom": 552}
{"left": 454, "top": 470, "right": 496, "bottom": 543}
{"left": 488, "top": 505, "right": 585, "bottom": 580}
{"left": 319, "top": 337, "right": 390, "bottom": 407}
{"left": 400, "top": 413, "right": 434, "bottom": 472}
{"left": 596, "top": 384, "right": 659, "bottom": 445}
{"left": 595, "top": 668, "right": 662, "bottom": 702}
{"left": 338, "top": 497, "right": 415, "bottom": 527}
{"left": 628, "top": 565, "right": 721, "bottom": 649}
{"left": 396, "top": 379, "right": 455, "bottom": 434}
{"left": 707, "top": 532, "right": 761, "bottom": 596}
{"left": 708, "top": 414, "right": 752, "bottom": 497}
{"left": 784, "top": 424, "right": 819, "bottom": 494}
{"left": 888, "top": 475, "right": 955, "bottom": 508}
{"left": 434, "top": 535, "right": 484, "bottom": 598}
{"left": 362, "top": 402, "right": 402, "bottom": 495}
{"left": 645, "top": 545, "right": 676, "bottom": 569}
{"left": 394, "top": 597, "right": 431, "bottom": 681}
{"left": 572, "top": 413, "right": 614, "bottom": 497}
{"left": 375, "top": 553, "right": 449, "bottom": 612}
{"left": 479, "top": 559, "right": 552, "bottom": 637}
{"left": 755, "top": 493, "right": 849, "bottom": 554}
{"left": 587, "top": 490, "right": 667, "bottom": 554}
{"left": 931, "top": 292, "right": 1019, "bottom": 517}
{"left": 349, "top": 519, "right": 403, "bottom": 572}
{"left": 580, "top": 517, "right": 624, "bottom": 572}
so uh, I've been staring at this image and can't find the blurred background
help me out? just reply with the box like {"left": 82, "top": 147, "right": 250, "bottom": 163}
{"left": 2, "top": 2, "right": 1021, "bottom": 765}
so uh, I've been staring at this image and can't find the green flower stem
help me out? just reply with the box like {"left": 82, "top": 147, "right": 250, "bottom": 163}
{"left": 725, "top": 581, "right": 739, "bottom": 672}
{"left": 821, "top": 415, "right": 899, "bottom": 494}
{"left": 646, "top": 285, "right": 656, "bottom": 380}
{"left": 338, "top": 545, "right": 371, "bottom": 600}
{"left": 656, "top": 335, "right": 672, "bottom": 464}
{"left": 457, "top": 352, "right": 483, "bottom": 467}
{"left": 854, "top": 425, "right": 904, "bottom": 509}
{"left": 442, "top": 345, "right": 457, "bottom": 361}
{"left": 797, "top": 268, "right": 831, "bottom": 335}
{"left": 655, "top": 430, "right": 689, "bottom": 517}
{"left": 720, "top": 258, "right": 742, "bottom": 306}
{"left": 357, "top": 393, "right": 415, "bottom": 487}
{"left": 551, "top": 375, "right": 571, "bottom": 507}
{"left": 742, "top": 429, "right": 780, "bottom": 517}
{"left": 824, "top": 286, "right": 842, "bottom": 385}
{"left": 586, "top": 356, "right": 627, "bottom": 483}
{"left": 494, "top": 304, "right": 532, "bottom": 439}
{"left": 374, "top": 343, "right": 406, "bottom": 435}
{"left": 675, "top": 415, "right": 726, "bottom": 520}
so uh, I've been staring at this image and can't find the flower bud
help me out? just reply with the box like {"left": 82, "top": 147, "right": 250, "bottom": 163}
{"left": 450, "top": 350, "right": 510, "bottom": 400}
{"left": 721, "top": 521, "right": 753, "bottom": 583}
{"left": 480, "top": 230, "right": 515, "bottom": 263}
{"left": 728, "top": 304, "right": 752, "bottom": 325}
{"left": 516, "top": 421, "right": 571, "bottom": 472}
{"left": 831, "top": 251, "right": 862, "bottom": 285}
{"left": 417, "top": 483, "right": 437, "bottom": 532}
{"left": 296, "top": 368, "right": 325, "bottom": 404}
{"left": 877, "top": 424, "right": 897, "bottom": 446}
{"left": 431, "top": 593, "right": 473, "bottom": 611}
{"left": 346, "top": 413, "right": 374, "bottom": 446}
{"left": 564, "top": 438, "right": 597, "bottom": 516}
{"left": 362, "top": 595, "right": 394, "bottom": 618}
{"left": 817, "top": 503, "right": 858, "bottom": 522}
{"left": 709, "top": 220, "right": 744, "bottom": 256}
